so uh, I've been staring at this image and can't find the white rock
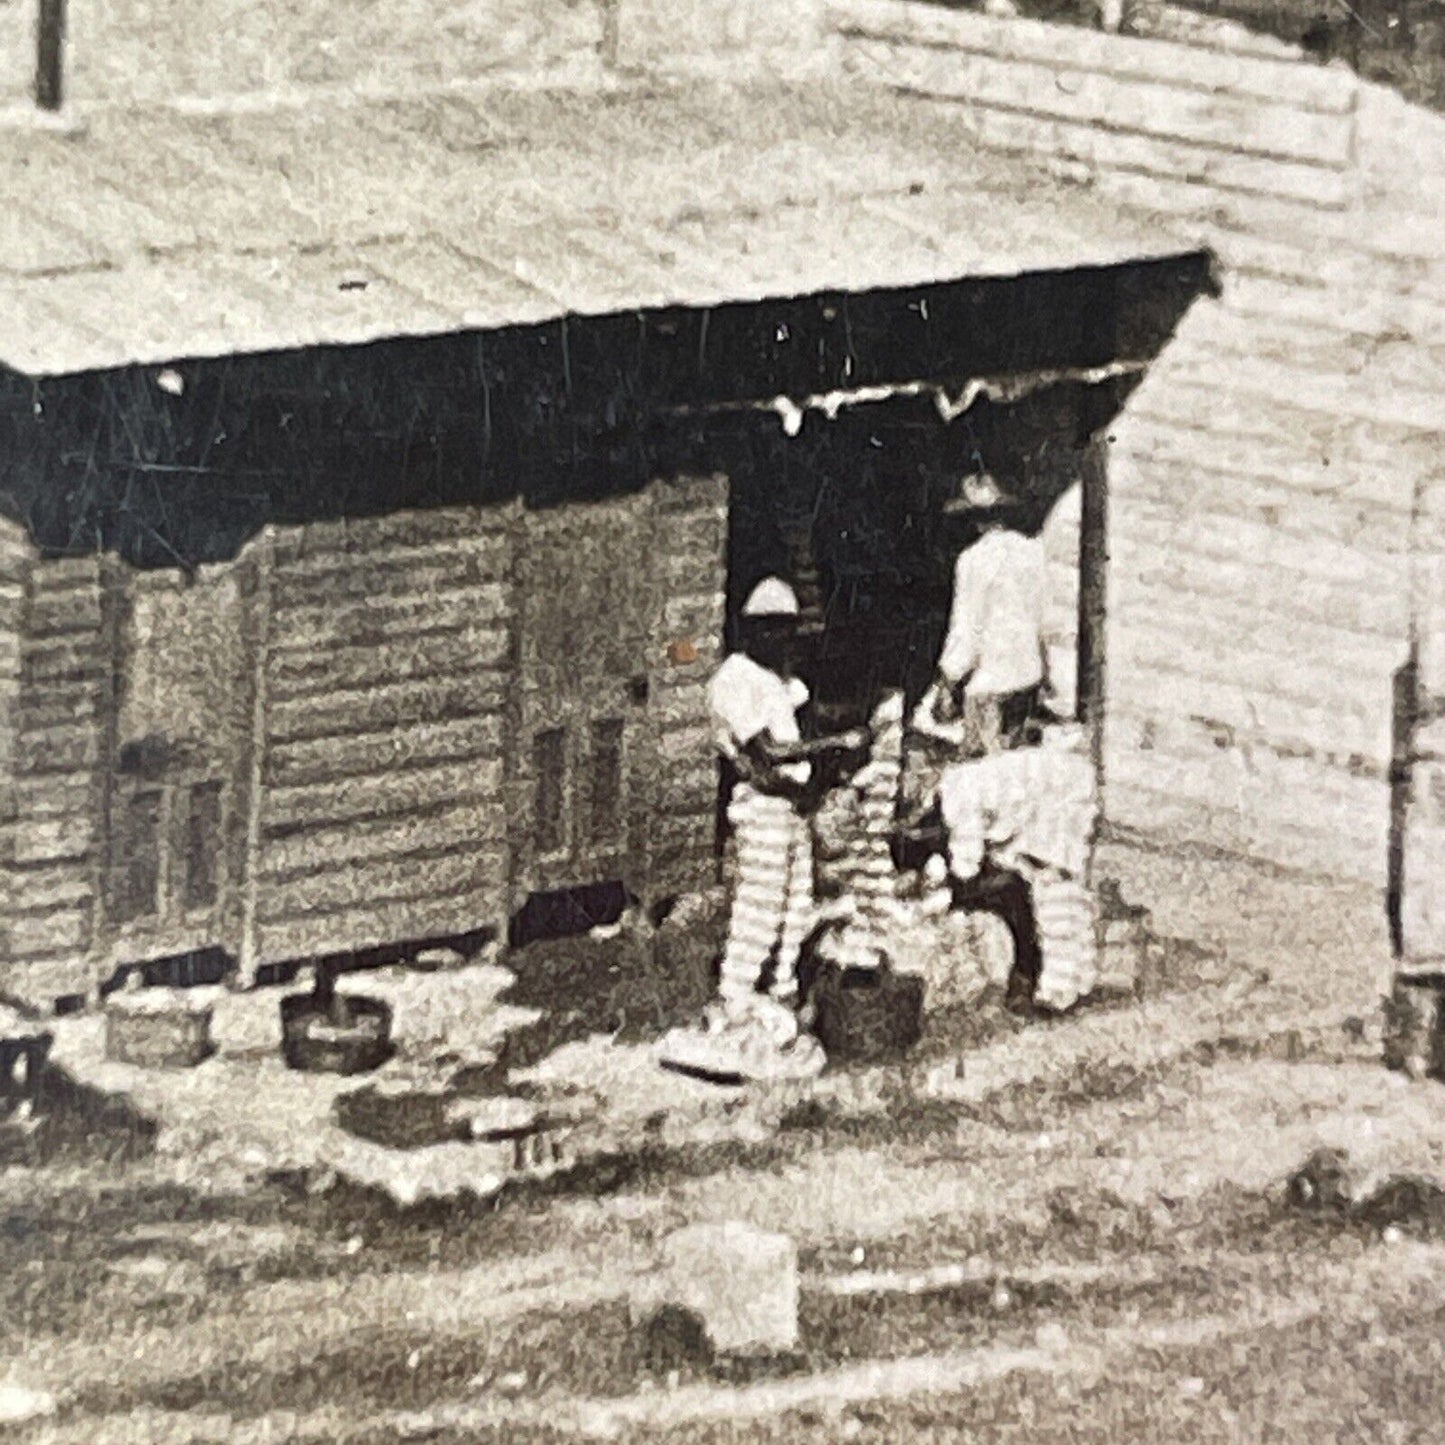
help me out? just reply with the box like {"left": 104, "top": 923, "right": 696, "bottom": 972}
{"left": 445, "top": 1096, "right": 540, "bottom": 1140}
{"left": 656, "top": 1221, "right": 799, "bottom": 1355}
{"left": 0, "top": 1384, "right": 58, "bottom": 1423}
{"left": 1035, "top": 1322, "right": 1069, "bottom": 1352}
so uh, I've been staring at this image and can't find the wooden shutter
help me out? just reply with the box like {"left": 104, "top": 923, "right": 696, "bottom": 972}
{"left": 588, "top": 717, "right": 625, "bottom": 847}
{"left": 534, "top": 727, "right": 568, "bottom": 858}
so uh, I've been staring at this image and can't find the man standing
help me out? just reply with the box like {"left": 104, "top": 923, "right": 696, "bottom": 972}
{"left": 659, "top": 578, "right": 867, "bottom": 1081}
{"left": 924, "top": 466, "right": 1048, "bottom": 756}
{"left": 939, "top": 721, "right": 1100, "bottom": 1016}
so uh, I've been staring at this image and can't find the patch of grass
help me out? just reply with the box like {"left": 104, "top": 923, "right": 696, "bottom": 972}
{"left": 69, "top": 1301, "right": 650, "bottom": 1419}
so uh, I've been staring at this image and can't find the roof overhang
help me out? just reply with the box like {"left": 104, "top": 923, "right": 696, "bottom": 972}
{"left": 0, "top": 77, "right": 1208, "bottom": 379}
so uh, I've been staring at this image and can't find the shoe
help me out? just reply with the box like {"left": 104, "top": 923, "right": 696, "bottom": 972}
{"left": 657, "top": 1007, "right": 825, "bottom": 1085}
{"left": 735, "top": 1026, "right": 827, "bottom": 1084}
{"left": 656, "top": 1020, "right": 747, "bottom": 1084}
{"left": 1032, "top": 996, "right": 1075, "bottom": 1021}
{"left": 747, "top": 995, "right": 801, "bottom": 1048}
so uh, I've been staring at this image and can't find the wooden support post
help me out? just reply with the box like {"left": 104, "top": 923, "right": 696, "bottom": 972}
{"left": 498, "top": 498, "right": 526, "bottom": 952}
{"left": 236, "top": 529, "right": 275, "bottom": 989}
{"left": 35, "top": 0, "right": 66, "bottom": 112}
{"left": 1399, "top": 477, "right": 1445, "bottom": 976}
{"left": 89, "top": 555, "right": 124, "bottom": 1007}
{"left": 1076, "top": 438, "right": 1109, "bottom": 796}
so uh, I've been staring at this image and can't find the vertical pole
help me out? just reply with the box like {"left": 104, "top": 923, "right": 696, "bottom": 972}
{"left": 1400, "top": 473, "right": 1445, "bottom": 977}
{"left": 90, "top": 554, "right": 124, "bottom": 1007}
{"left": 35, "top": 0, "right": 66, "bottom": 113}
{"left": 498, "top": 497, "right": 525, "bottom": 950}
{"left": 1077, "top": 438, "right": 1109, "bottom": 798}
{"left": 236, "top": 528, "right": 274, "bottom": 990}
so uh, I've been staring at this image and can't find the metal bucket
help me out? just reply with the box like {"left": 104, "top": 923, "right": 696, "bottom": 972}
{"left": 280, "top": 993, "right": 394, "bottom": 1075}
{"left": 809, "top": 964, "right": 924, "bottom": 1064}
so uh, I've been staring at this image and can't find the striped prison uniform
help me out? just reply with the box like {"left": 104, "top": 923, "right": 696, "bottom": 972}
{"left": 708, "top": 652, "right": 815, "bottom": 1010}
{"left": 939, "top": 742, "right": 1100, "bottom": 1012}
{"left": 830, "top": 707, "right": 905, "bottom": 970}
{"left": 720, "top": 788, "right": 814, "bottom": 1007}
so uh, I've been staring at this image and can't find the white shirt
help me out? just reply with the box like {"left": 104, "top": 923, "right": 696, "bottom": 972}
{"left": 938, "top": 527, "right": 1046, "bottom": 696}
{"left": 940, "top": 742, "right": 1097, "bottom": 882}
{"left": 709, "top": 653, "right": 811, "bottom": 784}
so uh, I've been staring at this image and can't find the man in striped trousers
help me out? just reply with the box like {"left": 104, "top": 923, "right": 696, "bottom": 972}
{"left": 658, "top": 578, "right": 868, "bottom": 1082}
{"left": 824, "top": 690, "right": 907, "bottom": 972}
{"left": 939, "top": 722, "right": 1100, "bottom": 1016}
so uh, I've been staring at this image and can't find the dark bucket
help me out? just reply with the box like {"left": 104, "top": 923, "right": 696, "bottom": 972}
{"left": 280, "top": 993, "right": 394, "bottom": 1075}
{"left": 810, "top": 964, "right": 924, "bottom": 1065}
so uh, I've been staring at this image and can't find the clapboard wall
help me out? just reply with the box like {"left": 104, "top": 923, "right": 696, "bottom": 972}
{"left": 648, "top": 474, "right": 729, "bottom": 901}
{"left": 0, "top": 521, "right": 29, "bottom": 1001}
{"left": 0, "top": 0, "right": 828, "bottom": 112}
{"left": 248, "top": 508, "right": 516, "bottom": 973}
{"left": 0, "top": 548, "right": 108, "bottom": 1004}
{"left": 0, "top": 0, "right": 604, "bottom": 110}
{"left": 831, "top": 0, "right": 1445, "bottom": 888}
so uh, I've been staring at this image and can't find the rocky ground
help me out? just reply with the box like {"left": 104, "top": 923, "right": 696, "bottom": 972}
{"left": 2, "top": 840, "right": 1440, "bottom": 1442}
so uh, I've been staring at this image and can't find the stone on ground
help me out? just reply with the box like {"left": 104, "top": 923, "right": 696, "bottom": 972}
{"left": 648, "top": 1221, "right": 800, "bottom": 1356}
{"left": 104, "top": 988, "right": 214, "bottom": 1069}
{"left": 0, "top": 1382, "right": 58, "bottom": 1423}
{"left": 444, "top": 1095, "right": 542, "bottom": 1141}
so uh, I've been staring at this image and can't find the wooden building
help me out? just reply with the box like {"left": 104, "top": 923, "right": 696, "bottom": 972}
{"left": 3, "top": 0, "right": 1441, "bottom": 1008}
{"left": 0, "top": 476, "right": 731, "bottom": 1000}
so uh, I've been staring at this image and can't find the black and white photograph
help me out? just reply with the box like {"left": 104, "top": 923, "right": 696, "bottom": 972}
{"left": 1, "top": 0, "right": 1444, "bottom": 1438}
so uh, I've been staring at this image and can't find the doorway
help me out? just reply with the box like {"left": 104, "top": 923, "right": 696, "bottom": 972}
{"left": 101, "top": 563, "right": 246, "bottom": 966}
{"left": 510, "top": 488, "right": 658, "bottom": 902}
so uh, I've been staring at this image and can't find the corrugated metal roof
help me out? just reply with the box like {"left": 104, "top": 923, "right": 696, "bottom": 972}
{"left": 0, "top": 78, "right": 1202, "bottom": 377}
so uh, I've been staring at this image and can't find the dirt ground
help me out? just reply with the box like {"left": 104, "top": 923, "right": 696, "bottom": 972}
{"left": 2, "top": 844, "right": 1437, "bottom": 1443}
{"left": 8, "top": 1042, "right": 1445, "bottom": 1442}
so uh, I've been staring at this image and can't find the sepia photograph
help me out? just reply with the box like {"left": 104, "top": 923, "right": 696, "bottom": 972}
{"left": 0, "top": 0, "right": 1444, "bottom": 1438}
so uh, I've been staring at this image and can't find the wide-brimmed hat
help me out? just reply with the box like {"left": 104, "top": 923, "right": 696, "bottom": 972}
{"left": 943, "top": 458, "right": 1019, "bottom": 514}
